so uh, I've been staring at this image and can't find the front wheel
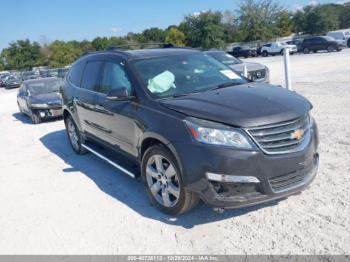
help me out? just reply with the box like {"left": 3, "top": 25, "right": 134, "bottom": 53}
{"left": 262, "top": 51, "right": 268, "bottom": 57}
{"left": 142, "top": 145, "right": 199, "bottom": 215}
{"left": 65, "top": 115, "right": 87, "bottom": 155}
{"left": 31, "top": 111, "right": 41, "bottom": 124}
{"left": 303, "top": 48, "right": 310, "bottom": 54}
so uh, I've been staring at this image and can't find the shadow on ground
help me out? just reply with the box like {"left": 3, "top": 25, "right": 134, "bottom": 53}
{"left": 40, "top": 129, "right": 281, "bottom": 228}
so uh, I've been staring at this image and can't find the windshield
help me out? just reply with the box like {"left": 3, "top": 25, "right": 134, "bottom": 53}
{"left": 133, "top": 53, "right": 247, "bottom": 98}
{"left": 28, "top": 79, "right": 63, "bottom": 95}
{"left": 206, "top": 52, "right": 242, "bottom": 66}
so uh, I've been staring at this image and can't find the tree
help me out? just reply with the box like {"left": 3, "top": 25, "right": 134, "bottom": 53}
{"left": 165, "top": 28, "right": 185, "bottom": 46}
{"left": 236, "top": 0, "right": 285, "bottom": 42}
{"left": 141, "top": 27, "right": 166, "bottom": 42}
{"left": 1, "top": 39, "right": 42, "bottom": 70}
{"left": 179, "top": 11, "right": 225, "bottom": 48}
{"left": 293, "top": 4, "right": 341, "bottom": 35}
{"left": 91, "top": 37, "right": 110, "bottom": 51}
{"left": 276, "top": 11, "right": 294, "bottom": 37}
{"left": 48, "top": 41, "right": 81, "bottom": 68}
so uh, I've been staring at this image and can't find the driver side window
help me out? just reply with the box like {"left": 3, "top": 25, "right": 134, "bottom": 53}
{"left": 100, "top": 61, "right": 132, "bottom": 95}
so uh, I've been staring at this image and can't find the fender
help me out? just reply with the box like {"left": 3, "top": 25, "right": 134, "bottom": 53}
{"left": 138, "top": 131, "right": 185, "bottom": 180}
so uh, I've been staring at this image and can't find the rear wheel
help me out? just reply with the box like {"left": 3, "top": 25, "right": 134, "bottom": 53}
{"left": 327, "top": 45, "right": 335, "bottom": 52}
{"left": 65, "top": 115, "right": 87, "bottom": 154}
{"left": 142, "top": 145, "right": 199, "bottom": 215}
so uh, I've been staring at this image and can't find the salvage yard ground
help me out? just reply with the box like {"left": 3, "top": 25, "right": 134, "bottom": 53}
{"left": 0, "top": 49, "right": 349, "bottom": 254}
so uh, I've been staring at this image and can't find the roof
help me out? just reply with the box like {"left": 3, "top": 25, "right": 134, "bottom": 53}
{"left": 80, "top": 48, "right": 201, "bottom": 61}
{"left": 124, "top": 48, "right": 200, "bottom": 59}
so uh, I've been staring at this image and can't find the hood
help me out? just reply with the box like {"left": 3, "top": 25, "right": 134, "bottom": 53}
{"left": 159, "top": 83, "right": 311, "bottom": 128}
{"left": 230, "top": 62, "right": 266, "bottom": 73}
{"left": 29, "top": 92, "right": 62, "bottom": 105}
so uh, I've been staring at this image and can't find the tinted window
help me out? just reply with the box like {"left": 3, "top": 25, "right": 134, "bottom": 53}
{"left": 81, "top": 61, "right": 103, "bottom": 91}
{"left": 100, "top": 61, "right": 132, "bottom": 94}
{"left": 68, "top": 62, "right": 84, "bottom": 87}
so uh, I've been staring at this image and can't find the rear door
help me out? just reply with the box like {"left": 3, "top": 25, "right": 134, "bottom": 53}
{"left": 94, "top": 59, "right": 138, "bottom": 156}
{"left": 75, "top": 60, "right": 103, "bottom": 136}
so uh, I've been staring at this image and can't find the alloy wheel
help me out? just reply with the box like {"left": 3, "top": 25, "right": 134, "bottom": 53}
{"left": 145, "top": 154, "right": 180, "bottom": 208}
{"left": 67, "top": 119, "right": 79, "bottom": 151}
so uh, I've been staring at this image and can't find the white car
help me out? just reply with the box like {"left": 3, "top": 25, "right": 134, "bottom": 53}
{"left": 327, "top": 31, "right": 350, "bottom": 47}
{"left": 261, "top": 42, "right": 298, "bottom": 57}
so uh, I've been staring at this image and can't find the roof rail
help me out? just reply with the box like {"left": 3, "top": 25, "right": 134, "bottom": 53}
{"left": 106, "top": 43, "right": 175, "bottom": 51}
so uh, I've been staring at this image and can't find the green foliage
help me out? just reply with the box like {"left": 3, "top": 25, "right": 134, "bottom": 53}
{"left": 165, "top": 28, "right": 185, "bottom": 46}
{"left": 48, "top": 41, "right": 81, "bottom": 68}
{"left": 180, "top": 11, "right": 225, "bottom": 48}
{"left": 293, "top": 4, "right": 343, "bottom": 35}
{"left": 236, "top": 0, "right": 285, "bottom": 42}
{"left": 1, "top": 39, "right": 42, "bottom": 70}
{"left": 141, "top": 27, "right": 166, "bottom": 43}
{"left": 276, "top": 11, "right": 294, "bottom": 37}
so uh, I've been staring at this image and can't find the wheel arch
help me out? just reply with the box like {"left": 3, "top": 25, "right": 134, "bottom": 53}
{"left": 139, "top": 132, "right": 184, "bottom": 176}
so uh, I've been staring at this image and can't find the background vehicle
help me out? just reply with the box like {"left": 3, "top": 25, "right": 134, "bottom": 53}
{"left": 302, "top": 36, "right": 342, "bottom": 54}
{"left": 261, "top": 42, "right": 297, "bottom": 57}
{"left": 61, "top": 47, "right": 319, "bottom": 215}
{"left": 286, "top": 39, "right": 304, "bottom": 52}
{"left": 4, "top": 75, "right": 21, "bottom": 89}
{"left": 228, "top": 46, "right": 257, "bottom": 58}
{"left": 0, "top": 73, "right": 10, "bottom": 87}
{"left": 21, "top": 71, "right": 39, "bottom": 81}
{"left": 205, "top": 50, "right": 269, "bottom": 82}
{"left": 327, "top": 30, "right": 350, "bottom": 47}
{"left": 17, "top": 77, "right": 64, "bottom": 124}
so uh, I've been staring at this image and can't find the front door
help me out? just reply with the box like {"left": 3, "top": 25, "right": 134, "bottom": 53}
{"left": 94, "top": 60, "right": 138, "bottom": 156}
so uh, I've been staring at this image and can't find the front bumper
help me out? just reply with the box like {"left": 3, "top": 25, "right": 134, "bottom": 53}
{"left": 174, "top": 122, "right": 319, "bottom": 209}
{"left": 32, "top": 107, "right": 63, "bottom": 119}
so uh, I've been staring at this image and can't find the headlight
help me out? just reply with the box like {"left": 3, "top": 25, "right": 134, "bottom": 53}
{"left": 184, "top": 117, "right": 253, "bottom": 149}
{"left": 31, "top": 103, "right": 49, "bottom": 109}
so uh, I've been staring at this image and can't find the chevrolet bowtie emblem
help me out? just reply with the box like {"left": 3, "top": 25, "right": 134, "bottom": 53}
{"left": 291, "top": 129, "right": 304, "bottom": 140}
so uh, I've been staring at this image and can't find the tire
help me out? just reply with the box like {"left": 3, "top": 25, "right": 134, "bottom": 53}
{"left": 141, "top": 144, "right": 199, "bottom": 215}
{"left": 17, "top": 102, "right": 24, "bottom": 115}
{"left": 64, "top": 115, "right": 87, "bottom": 155}
{"left": 303, "top": 48, "right": 310, "bottom": 54}
{"left": 347, "top": 39, "right": 350, "bottom": 48}
{"left": 327, "top": 45, "right": 335, "bottom": 52}
{"left": 31, "top": 111, "right": 41, "bottom": 124}
{"left": 262, "top": 51, "right": 268, "bottom": 57}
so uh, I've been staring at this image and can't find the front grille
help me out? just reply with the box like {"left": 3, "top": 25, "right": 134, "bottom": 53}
{"left": 269, "top": 170, "right": 308, "bottom": 192}
{"left": 246, "top": 115, "right": 311, "bottom": 154}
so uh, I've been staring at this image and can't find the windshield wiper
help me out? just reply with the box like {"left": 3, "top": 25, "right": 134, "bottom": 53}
{"left": 209, "top": 81, "right": 240, "bottom": 91}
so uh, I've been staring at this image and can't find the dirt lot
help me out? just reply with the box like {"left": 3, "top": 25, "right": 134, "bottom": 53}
{"left": 0, "top": 49, "right": 349, "bottom": 255}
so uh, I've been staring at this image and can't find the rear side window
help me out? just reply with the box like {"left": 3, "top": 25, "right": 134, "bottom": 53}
{"left": 68, "top": 62, "right": 84, "bottom": 87}
{"left": 81, "top": 61, "right": 103, "bottom": 91}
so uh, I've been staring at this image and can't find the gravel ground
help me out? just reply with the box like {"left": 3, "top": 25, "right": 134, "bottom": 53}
{"left": 0, "top": 49, "right": 349, "bottom": 255}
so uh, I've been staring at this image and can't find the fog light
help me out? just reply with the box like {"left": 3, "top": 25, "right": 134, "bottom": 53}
{"left": 206, "top": 172, "right": 260, "bottom": 183}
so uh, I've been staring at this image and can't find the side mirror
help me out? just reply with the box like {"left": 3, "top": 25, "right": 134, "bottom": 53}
{"left": 106, "top": 87, "right": 130, "bottom": 101}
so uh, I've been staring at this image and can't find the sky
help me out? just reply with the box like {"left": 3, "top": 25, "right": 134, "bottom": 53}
{"left": 0, "top": 0, "right": 342, "bottom": 50}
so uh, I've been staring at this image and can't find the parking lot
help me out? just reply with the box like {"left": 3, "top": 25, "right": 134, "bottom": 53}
{"left": 0, "top": 49, "right": 349, "bottom": 255}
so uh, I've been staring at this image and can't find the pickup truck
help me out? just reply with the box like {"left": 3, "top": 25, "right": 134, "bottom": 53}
{"left": 261, "top": 42, "right": 297, "bottom": 57}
